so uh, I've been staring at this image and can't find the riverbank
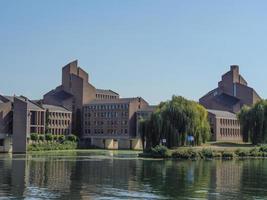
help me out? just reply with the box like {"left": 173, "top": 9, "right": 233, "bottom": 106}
{"left": 139, "top": 143, "right": 267, "bottom": 160}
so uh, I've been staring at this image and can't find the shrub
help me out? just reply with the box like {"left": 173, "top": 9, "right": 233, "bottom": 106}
{"left": 52, "top": 135, "right": 58, "bottom": 141}
{"left": 58, "top": 135, "right": 66, "bottom": 142}
{"left": 259, "top": 145, "right": 267, "bottom": 153}
{"left": 67, "top": 134, "right": 77, "bottom": 142}
{"left": 27, "top": 141, "right": 77, "bottom": 151}
{"left": 213, "top": 152, "right": 222, "bottom": 158}
{"left": 39, "top": 135, "right": 45, "bottom": 142}
{"left": 235, "top": 149, "right": 250, "bottom": 157}
{"left": 45, "top": 134, "right": 53, "bottom": 141}
{"left": 30, "top": 133, "right": 39, "bottom": 141}
{"left": 150, "top": 145, "right": 171, "bottom": 158}
{"left": 201, "top": 149, "right": 213, "bottom": 159}
{"left": 249, "top": 148, "right": 262, "bottom": 157}
{"left": 222, "top": 151, "right": 234, "bottom": 159}
{"left": 172, "top": 148, "right": 199, "bottom": 159}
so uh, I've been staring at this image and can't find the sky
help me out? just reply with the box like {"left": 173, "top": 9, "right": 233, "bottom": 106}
{"left": 1, "top": 0, "right": 267, "bottom": 105}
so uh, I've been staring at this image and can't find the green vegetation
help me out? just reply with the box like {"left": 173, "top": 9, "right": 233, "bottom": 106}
{"left": 28, "top": 141, "right": 77, "bottom": 151}
{"left": 45, "top": 134, "right": 53, "bottom": 141}
{"left": 66, "top": 134, "right": 77, "bottom": 142}
{"left": 238, "top": 100, "right": 267, "bottom": 145}
{"left": 140, "top": 96, "right": 211, "bottom": 149}
{"left": 30, "top": 133, "right": 39, "bottom": 141}
{"left": 139, "top": 144, "right": 267, "bottom": 160}
{"left": 28, "top": 133, "right": 78, "bottom": 151}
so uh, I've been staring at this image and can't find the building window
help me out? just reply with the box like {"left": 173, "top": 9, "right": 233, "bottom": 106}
{"left": 0, "top": 139, "right": 4, "bottom": 146}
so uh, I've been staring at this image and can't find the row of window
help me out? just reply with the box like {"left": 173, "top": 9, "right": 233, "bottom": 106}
{"left": 48, "top": 120, "right": 71, "bottom": 127}
{"left": 47, "top": 128, "right": 70, "bottom": 135}
{"left": 84, "top": 112, "right": 128, "bottom": 118}
{"left": 220, "top": 118, "right": 239, "bottom": 126}
{"left": 84, "top": 120, "right": 128, "bottom": 126}
{"left": 84, "top": 129, "right": 128, "bottom": 134}
{"left": 49, "top": 112, "right": 71, "bottom": 119}
{"left": 96, "top": 94, "right": 118, "bottom": 99}
{"left": 84, "top": 104, "right": 129, "bottom": 111}
{"left": 220, "top": 128, "right": 240, "bottom": 136}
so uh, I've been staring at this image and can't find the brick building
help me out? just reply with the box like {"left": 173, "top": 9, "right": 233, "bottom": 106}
{"left": 43, "top": 60, "right": 120, "bottom": 135}
{"left": 200, "top": 65, "right": 261, "bottom": 142}
{"left": 82, "top": 97, "right": 149, "bottom": 149}
{"left": 42, "top": 104, "right": 72, "bottom": 135}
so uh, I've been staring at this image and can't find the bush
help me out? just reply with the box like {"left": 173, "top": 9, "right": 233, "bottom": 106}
{"left": 213, "top": 152, "right": 222, "bottom": 158}
{"left": 172, "top": 148, "right": 199, "bottom": 159}
{"left": 249, "top": 148, "right": 262, "bottom": 157}
{"left": 39, "top": 135, "right": 45, "bottom": 142}
{"left": 150, "top": 145, "right": 171, "bottom": 158}
{"left": 30, "top": 133, "right": 39, "bottom": 141}
{"left": 58, "top": 135, "right": 66, "bottom": 142}
{"left": 259, "top": 145, "right": 267, "bottom": 153}
{"left": 235, "top": 149, "right": 250, "bottom": 157}
{"left": 45, "top": 134, "right": 53, "bottom": 141}
{"left": 52, "top": 135, "right": 58, "bottom": 141}
{"left": 67, "top": 134, "right": 77, "bottom": 142}
{"left": 222, "top": 151, "right": 235, "bottom": 159}
{"left": 201, "top": 149, "right": 213, "bottom": 159}
{"left": 27, "top": 141, "right": 77, "bottom": 151}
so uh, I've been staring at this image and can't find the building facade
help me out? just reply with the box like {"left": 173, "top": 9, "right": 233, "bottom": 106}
{"left": 200, "top": 65, "right": 261, "bottom": 114}
{"left": 207, "top": 109, "right": 242, "bottom": 142}
{"left": 82, "top": 98, "right": 149, "bottom": 150}
{"left": 43, "top": 60, "right": 120, "bottom": 136}
{"left": 200, "top": 65, "right": 261, "bottom": 142}
{"left": 42, "top": 104, "right": 72, "bottom": 135}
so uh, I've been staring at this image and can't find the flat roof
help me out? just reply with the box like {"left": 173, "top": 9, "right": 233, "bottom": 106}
{"left": 42, "top": 104, "right": 71, "bottom": 112}
{"left": 86, "top": 97, "right": 144, "bottom": 105}
{"left": 207, "top": 109, "right": 237, "bottom": 118}
{"left": 96, "top": 89, "right": 119, "bottom": 96}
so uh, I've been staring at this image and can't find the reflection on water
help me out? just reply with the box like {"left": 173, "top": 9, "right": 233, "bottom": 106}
{"left": 0, "top": 151, "right": 267, "bottom": 200}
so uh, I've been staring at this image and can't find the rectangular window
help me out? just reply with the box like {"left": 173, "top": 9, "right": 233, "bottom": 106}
{"left": 0, "top": 139, "right": 4, "bottom": 146}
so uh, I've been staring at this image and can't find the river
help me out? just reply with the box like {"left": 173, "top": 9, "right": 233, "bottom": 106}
{"left": 0, "top": 150, "right": 266, "bottom": 199}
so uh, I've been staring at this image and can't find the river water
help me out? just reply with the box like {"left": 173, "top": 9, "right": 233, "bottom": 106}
{"left": 0, "top": 150, "right": 267, "bottom": 200}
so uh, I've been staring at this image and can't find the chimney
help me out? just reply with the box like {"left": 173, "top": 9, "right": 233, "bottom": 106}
{"left": 230, "top": 65, "right": 239, "bottom": 73}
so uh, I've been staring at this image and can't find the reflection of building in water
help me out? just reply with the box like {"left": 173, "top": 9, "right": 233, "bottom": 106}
{"left": 26, "top": 157, "right": 74, "bottom": 191}
{"left": 209, "top": 160, "right": 243, "bottom": 199}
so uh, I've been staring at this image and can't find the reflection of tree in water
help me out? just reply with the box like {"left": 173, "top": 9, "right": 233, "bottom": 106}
{"left": 208, "top": 160, "right": 244, "bottom": 200}
{"left": 0, "top": 154, "right": 12, "bottom": 196}
{"left": 240, "top": 159, "right": 267, "bottom": 198}
{"left": 138, "top": 160, "right": 212, "bottom": 199}
{"left": 2, "top": 154, "right": 267, "bottom": 199}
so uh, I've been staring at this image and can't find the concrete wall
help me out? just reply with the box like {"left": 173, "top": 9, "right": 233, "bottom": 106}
{"left": 13, "top": 98, "right": 28, "bottom": 153}
{"left": 131, "top": 138, "right": 143, "bottom": 150}
{"left": 118, "top": 139, "right": 130, "bottom": 149}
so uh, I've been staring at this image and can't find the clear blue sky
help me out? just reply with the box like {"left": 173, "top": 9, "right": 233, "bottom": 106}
{"left": 1, "top": 0, "right": 267, "bottom": 105}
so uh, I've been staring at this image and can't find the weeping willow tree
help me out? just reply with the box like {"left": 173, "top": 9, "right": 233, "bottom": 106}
{"left": 140, "top": 96, "right": 211, "bottom": 149}
{"left": 238, "top": 100, "right": 267, "bottom": 145}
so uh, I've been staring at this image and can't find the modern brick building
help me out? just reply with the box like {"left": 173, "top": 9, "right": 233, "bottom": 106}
{"left": 43, "top": 60, "right": 120, "bottom": 136}
{"left": 0, "top": 96, "right": 13, "bottom": 152}
{"left": 82, "top": 97, "right": 149, "bottom": 149}
{"left": 200, "top": 65, "right": 261, "bottom": 114}
{"left": 200, "top": 65, "right": 261, "bottom": 142}
{"left": 207, "top": 109, "right": 242, "bottom": 142}
{"left": 0, "top": 94, "right": 74, "bottom": 153}
{"left": 42, "top": 104, "right": 72, "bottom": 135}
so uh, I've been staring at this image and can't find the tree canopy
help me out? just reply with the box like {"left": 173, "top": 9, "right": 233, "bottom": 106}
{"left": 140, "top": 96, "right": 211, "bottom": 149}
{"left": 238, "top": 100, "right": 267, "bottom": 145}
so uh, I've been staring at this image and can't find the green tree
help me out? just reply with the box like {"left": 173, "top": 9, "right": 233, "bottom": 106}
{"left": 141, "top": 95, "right": 211, "bottom": 149}
{"left": 238, "top": 100, "right": 267, "bottom": 145}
